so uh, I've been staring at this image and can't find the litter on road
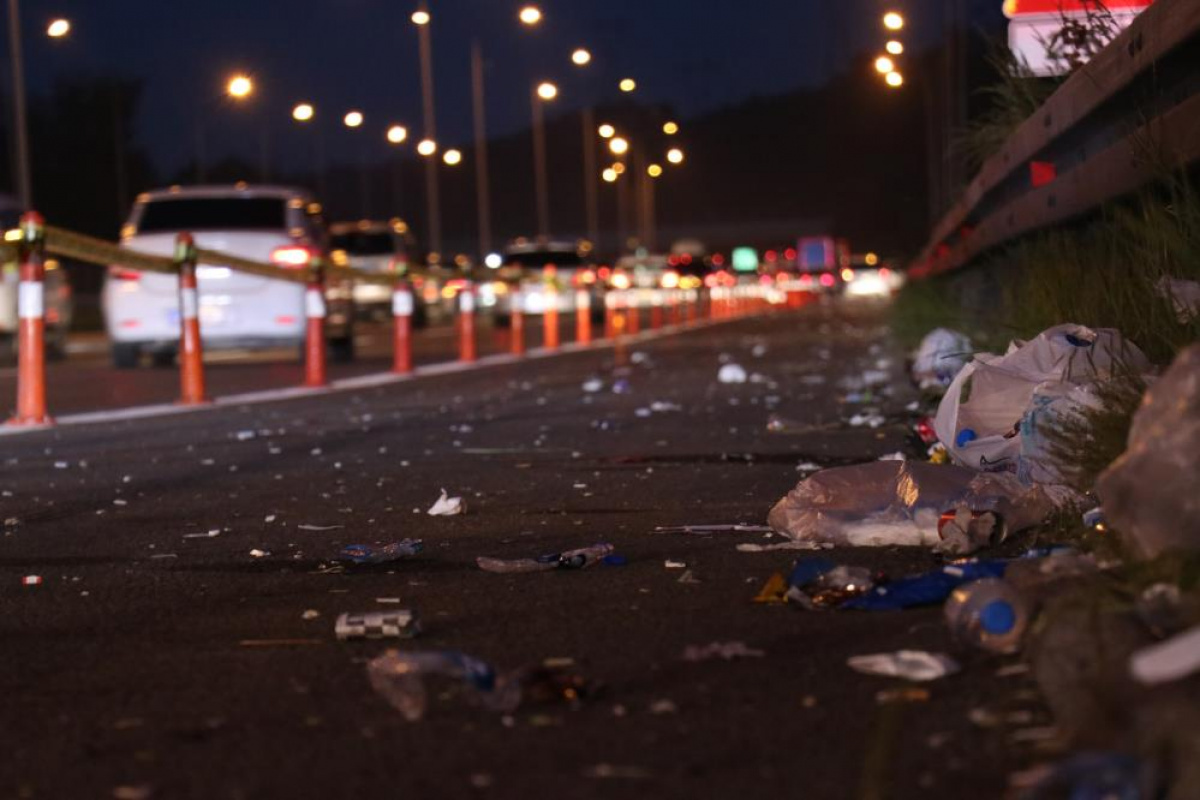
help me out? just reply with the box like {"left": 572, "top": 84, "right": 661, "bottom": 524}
{"left": 476, "top": 543, "right": 614, "bottom": 573}
{"left": 847, "top": 650, "right": 960, "bottom": 681}
{"left": 335, "top": 610, "right": 421, "bottom": 641}
{"left": 427, "top": 489, "right": 465, "bottom": 516}
{"left": 339, "top": 540, "right": 424, "bottom": 565}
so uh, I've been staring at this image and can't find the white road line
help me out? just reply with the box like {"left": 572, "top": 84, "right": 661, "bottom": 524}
{"left": 0, "top": 318, "right": 730, "bottom": 436}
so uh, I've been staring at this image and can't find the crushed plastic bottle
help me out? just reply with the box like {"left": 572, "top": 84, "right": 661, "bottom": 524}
{"left": 366, "top": 650, "right": 513, "bottom": 721}
{"left": 943, "top": 578, "right": 1030, "bottom": 654}
{"left": 476, "top": 543, "right": 614, "bottom": 574}
{"left": 339, "top": 539, "right": 424, "bottom": 564}
{"left": 336, "top": 610, "right": 421, "bottom": 640}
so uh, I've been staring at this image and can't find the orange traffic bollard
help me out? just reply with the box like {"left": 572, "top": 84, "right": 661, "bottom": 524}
{"left": 686, "top": 291, "right": 699, "bottom": 324}
{"left": 8, "top": 212, "right": 50, "bottom": 426}
{"left": 458, "top": 281, "right": 477, "bottom": 363}
{"left": 175, "top": 233, "right": 208, "bottom": 405}
{"left": 304, "top": 257, "right": 328, "bottom": 388}
{"left": 626, "top": 292, "right": 640, "bottom": 335}
{"left": 544, "top": 290, "right": 560, "bottom": 350}
{"left": 575, "top": 289, "right": 591, "bottom": 344}
{"left": 392, "top": 279, "right": 414, "bottom": 374}
{"left": 510, "top": 288, "right": 526, "bottom": 356}
{"left": 650, "top": 293, "right": 664, "bottom": 329}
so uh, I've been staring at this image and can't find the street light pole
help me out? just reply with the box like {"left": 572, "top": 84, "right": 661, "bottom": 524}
{"left": 7, "top": 0, "right": 32, "bottom": 209}
{"left": 470, "top": 39, "right": 492, "bottom": 258}
{"left": 414, "top": 8, "right": 442, "bottom": 257}
{"left": 581, "top": 106, "right": 599, "bottom": 250}
{"left": 531, "top": 85, "right": 551, "bottom": 241}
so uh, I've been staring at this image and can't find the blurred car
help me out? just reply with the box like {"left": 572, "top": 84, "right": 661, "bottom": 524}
{"left": 103, "top": 184, "right": 354, "bottom": 368}
{"left": 843, "top": 266, "right": 905, "bottom": 298}
{"left": 0, "top": 194, "right": 73, "bottom": 359}
{"left": 489, "top": 238, "right": 602, "bottom": 325}
{"left": 329, "top": 218, "right": 426, "bottom": 326}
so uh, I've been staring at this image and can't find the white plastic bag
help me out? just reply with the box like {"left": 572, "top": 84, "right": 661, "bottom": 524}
{"left": 912, "top": 328, "right": 973, "bottom": 391}
{"left": 934, "top": 324, "right": 1149, "bottom": 476}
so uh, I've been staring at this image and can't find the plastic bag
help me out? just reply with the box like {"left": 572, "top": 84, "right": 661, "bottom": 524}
{"left": 911, "top": 328, "right": 972, "bottom": 392}
{"left": 767, "top": 460, "right": 1053, "bottom": 549}
{"left": 934, "top": 324, "right": 1149, "bottom": 477}
{"left": 1097, "top": 344, "right": 1200, "bottom": 558}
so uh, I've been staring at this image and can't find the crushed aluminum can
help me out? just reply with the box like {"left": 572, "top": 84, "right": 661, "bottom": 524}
{"left": 335, "top": 610, "right": 421, "bottom": 641}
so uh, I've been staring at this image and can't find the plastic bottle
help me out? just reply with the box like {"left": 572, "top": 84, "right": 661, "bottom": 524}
{"left": 366, "top": 650, "right": 515, "bottom": 721}
{"left": 943, "top": 578, "right": 1030, "bottom": 654}
{"left": 476, "top": 543, "right": 614, "bottom": 574}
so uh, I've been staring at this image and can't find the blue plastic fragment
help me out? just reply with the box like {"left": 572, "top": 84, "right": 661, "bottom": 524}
{"left": 842, "top": 559, "right": 1007, "bottom": 610}
{"left": 955, "top": 428, "right": 978, "bottom": 447}
{"left": 602, "top": 554, "right": 628, "bottom": 566}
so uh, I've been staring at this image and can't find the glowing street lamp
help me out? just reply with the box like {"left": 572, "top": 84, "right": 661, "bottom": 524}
{"left": 618, "top": 78, "right": 636, "bottom": 93}
{"left": 886, "top": 40, "right": 904, "bottom": 55}
{"left": 343, "top": 110, "right": 364, "bottom": 128}
{"left": 536, "top": 81, "right": 558, "bottom": 101}
{"left": 885, "top": 71, "right": 904, "bottom": 87}
{"left": 443, "top": 148, "right": 462, "bottom": 166}
{"left": 666, "top": 147, "right": 684, "bottom": 165}
{"left": 518, "top": 5, "right": 542, "bottom": 25}
{"left": 883, "top": 11, "right": 904, "bottom": 30}
{"left": 609, "top": 137, "right": 629, "bottom": 156}
{"left": 602, "top": 168, "right": 618, "bottom": 183}
{"left": 598, "top": 123, "right": 615, "bottom": 139}
{"left": 417, "top": 138, "right": 437, "bottom": 157}
{"left": 387, "top": 124, "right": 409, "bottom": 144}
{"left": 226, "top": 74, "right": 254, "bottom": 99}
{"left": 865, "top": 252, "right": 879, "bottom": 266}
{"left": 662, "top": 121, "right": 679, "bottom": 135}
{"left": 292, "top": 103, "right": 314, "bottom": 122}
{"left": 611, "top": 162, "right": 626, "bottom": 175}
{"left": 874, "top": 56, "right": 895, "bottom": 74}
{"left": 46, "top": 18, "right": 70, "bottom": 38}
{"left": 571, "top": 48, "right": 591, "bottom": 66}
{"left": 647, "top": 163, "right": 663, "bottom": 178}
{"left": 411, "top": 9, "right": 430, "bottom": 25}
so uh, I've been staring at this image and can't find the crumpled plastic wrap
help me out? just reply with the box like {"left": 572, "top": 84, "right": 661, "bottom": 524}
{"left": 767, "top": 461, "right": 1055, "bottom": 548}
{"left": 1097, "top": 344, "right": 1200, "bottom": 558}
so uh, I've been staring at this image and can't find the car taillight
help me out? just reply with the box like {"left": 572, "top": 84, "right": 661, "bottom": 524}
{"left": 109, "top": 267, "right": 141, "bottom": 281}
{"left": 270, "top": 245, "right": 315, "bottom": 269}
{"left": 704, "top": 274, "right": 718, "bottom": 288}
{"left": 661, "top": 270, "right": 680, "bottom": 289}
{"left": 820, "top": 273, "right": 835, "bottom": 287}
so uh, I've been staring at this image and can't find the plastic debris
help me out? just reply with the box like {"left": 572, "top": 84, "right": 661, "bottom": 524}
{"left": 847, "top": 412, "right": 885, "bottom": 428}
{"left": 844, "top": 559, "right": 1007, "bottom": 610}
{"left": 297, "top": 523, "right": 344, "bottom": 531}
{"left": 664, "top": 560, "right": 687, "bottom": 569}
{"left": 912, "top": 328, "right": 972, "bottom": 392}
{"left": 366, "top": 650, "right": 507, "bottom": 721}
{"left": 183, "top": 529, "right": 221, "bottom": 539}
{"left": 249, "top": 549, "right": 269, "bottom": 558}
{"left": 1018, "top": 752, "right": 1147, "bottom": 800}
{"left": 22, "top": 575, "right": 41, "bottom": 586}
{"left": 1135, "top": 583, "right": 1187, "bottom": 637}
{"left": 768, "top": 461, "right": 1053, "bottom": 551}
{"left": 875, "top": 687, "right": 931, "bottom": 704}
{"left": 676, "top": 570, "right": 701, "bottom": 584}
{"left": 1129, "top": 624, "right": 1200, "bottom": 686}
{"left": 427, "top": 489, "right": 465, "bottom": 516}
{"left": 736, "top": 541, "right": 830, "bottom": 553}
{"left": 877, "top": 451, "right": 906, "bottom": 461}
{"left": 787, "top": 562, "right": 875, "bottom": 609}
{"left": 943, "top": 578, "right": 1030, "bottom": 654}
{"left": 1098, "top": 344, "right": 1200, "bottom": 558}
{"left": 682, "top": 641, "right": 765, "bottom": 661}
{"left": 477, "top": 543, "right": 614, "bottom": 573}
{"left": 718, "top": 364, "right": 748, "bottom": 384}
{"left": 340, "top": 539, "right": 424, "bottom": 565}
{"left": 847, "top": 650, "right": 959, "bottom": 681}
{"left": 336, "top": 610, "right": 421, "bottom": 640}
{"left": 753, "top": 572, "right": 790, "bottom": 604}
{"left": 581, "top": 378, "right": 603, "bottom": 393}
{"left": 934, "top": 324, "right": 1149, "bottom": 481}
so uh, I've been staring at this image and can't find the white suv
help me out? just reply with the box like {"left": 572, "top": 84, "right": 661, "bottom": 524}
{"left": 103, "top": 184, "right": 353, "bottom": 368}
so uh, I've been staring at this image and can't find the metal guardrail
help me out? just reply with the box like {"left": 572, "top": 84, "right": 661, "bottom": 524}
{"left": 910, "top": 0, "right": 1200, "bottom": 277}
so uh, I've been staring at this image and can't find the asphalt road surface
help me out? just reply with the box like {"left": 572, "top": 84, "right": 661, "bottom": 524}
{"left": 1, "top": 299, "right": 1049, "bottom": 799}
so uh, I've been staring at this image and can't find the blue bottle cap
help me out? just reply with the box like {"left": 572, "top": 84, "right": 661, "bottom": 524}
{"left": 955, "top": 428, "right": 978, "bottom": 448}
{"left": 979, "top": 600, "right": 1017, "bottom": 635}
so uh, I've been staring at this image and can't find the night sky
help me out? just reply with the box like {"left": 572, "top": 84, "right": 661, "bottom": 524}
{"left": 17, "top": 0, "right": 1005, "bottom": 178}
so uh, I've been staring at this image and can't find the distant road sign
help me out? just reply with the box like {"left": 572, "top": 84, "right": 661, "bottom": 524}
{"left": 1004, "top": 0, "right": 1153, "bottom": 76}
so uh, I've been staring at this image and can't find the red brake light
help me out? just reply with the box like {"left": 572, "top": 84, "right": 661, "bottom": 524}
{"left": 819, "top": 273, "right": 835, "bottom": 287}
{"left": 597, "top": 266, "right": 611, "bottom": 280}
{"left": 711, "top": 254, "right": 725, "bottom": 267}
{"left": 800, "top": 273, "right": 813, "bottom": 285}
{"left": 109, "top": 267, "right": 141, "bottom": 282}
{"left": 680, "top": 253, "right": 692, "bottom": 265}
{"left": 271, "top": 245, "right": 315, "bottom": 269}
{"left": 764, "top": 250, "right": 778, "bottom": 264}
{"left": 879, "top": 267, "right": 891, "bottom": 278}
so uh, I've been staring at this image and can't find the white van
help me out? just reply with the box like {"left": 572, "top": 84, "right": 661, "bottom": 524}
{"left": 103, "top": 185, "right": 353, "bottom": 367}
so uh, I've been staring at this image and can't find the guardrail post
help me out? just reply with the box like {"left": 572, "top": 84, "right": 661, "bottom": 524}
{"left": 458, "top": 280, "right": 477, "bottom": 363}
{"left": 510, "top": 287, "right": 526, "bottom": 356}
{"left": 392, "top": 278, "right": 414, "bottom": 375}
{"left": 575, "top": 288, "right": 591, "bottom": 344}
{"left": 7, "top": 212, "right": 50, "bottom": 426}
{"left": 174, "top": 233, "right": 208, "bottom": 405}
{"left": 304, "top": 256, "right": 327, "bottom": 388}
